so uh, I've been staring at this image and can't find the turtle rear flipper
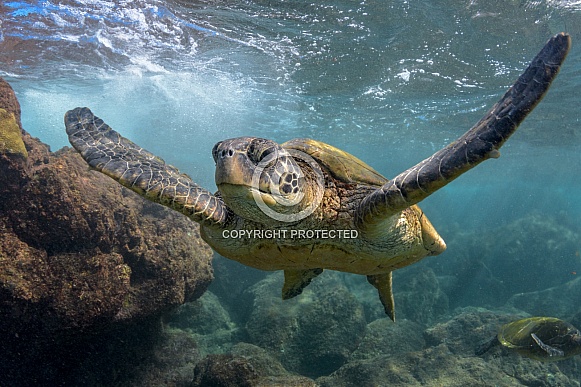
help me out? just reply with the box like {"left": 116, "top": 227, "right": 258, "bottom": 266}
{"left": 356, "top": 33, "right": 571, "bottom": 230}
{"left": 367, "top": 272, "right": 395, "bottom": 322}
{"left": 65, "top": 107, "right": 229, "bottom": 227}
{"left": 282, "top": 268, "right": 324, "bottom": 299}
{"left": 531, "top": 333, "right": 565, "bottom": 357}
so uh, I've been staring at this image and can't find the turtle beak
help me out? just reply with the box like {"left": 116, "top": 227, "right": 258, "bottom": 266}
{"left": 213, "top": 137, "right": 287, "bottom": 193}
{"left": 213, "top": 137, "right": 257, "bottom": 187}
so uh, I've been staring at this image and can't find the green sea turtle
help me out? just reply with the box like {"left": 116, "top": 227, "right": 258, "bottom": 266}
{"left": 65, "top": 33, "right": 570, "bottom": 321}
{"left": 476, "top": 317, "right": 581, "bottom": 361}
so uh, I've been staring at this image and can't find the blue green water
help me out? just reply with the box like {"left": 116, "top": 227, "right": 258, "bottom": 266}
{"left": 2, "top": 0, "right": 581, "bottom": 383}
{"left": 3, "top": 0, "right": 581, "bottom": 233}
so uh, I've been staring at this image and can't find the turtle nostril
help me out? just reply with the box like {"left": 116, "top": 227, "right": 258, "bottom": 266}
{"left": 220, "top": 148, "right": 234, "bottom": 158}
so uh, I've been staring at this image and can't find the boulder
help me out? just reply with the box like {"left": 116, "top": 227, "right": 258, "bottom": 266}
{"left": 244, "top": 271, "right": 367, "bottom": 378}
{"left": 191, "top": 343, "right": 317, "bottom": 387}
{"left": 506, "top": 277, "right": 581, "bottom": 319}
{"left": 0, "top": 77, "right": 214, "bottom": 384}
{"left": 349, "top": 318, "right": 425, "bottom": 361}
{"left": 319, "top": 308, "right": 581, "bottom": 387}
{"left": 430, "top": 213, "right": 580, "bottom": 309}
{"left": 165, "top": 290, "right": 239, "bottom": 356}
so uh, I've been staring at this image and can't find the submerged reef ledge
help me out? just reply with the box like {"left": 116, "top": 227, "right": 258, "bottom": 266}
{"left": 0, "top": 78, "right": 213, "bottom": 384}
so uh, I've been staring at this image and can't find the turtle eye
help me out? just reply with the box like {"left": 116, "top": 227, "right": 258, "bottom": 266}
{"left": 257, "top": 147, "right": 276, "bottom": 162}
{"left": 248, "top": 139, "right": 277, "bottom": 163}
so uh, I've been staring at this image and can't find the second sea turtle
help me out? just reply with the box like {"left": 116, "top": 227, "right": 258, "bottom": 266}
{"left": 476, "top": 317, "right": 581, "bottom": 361}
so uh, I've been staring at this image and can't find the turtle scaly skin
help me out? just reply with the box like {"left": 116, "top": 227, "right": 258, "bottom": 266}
{"left": 65, "top": 109, "right": 228, "bottom": 227}
{"left": 66, "top": 33, "right": 571, "bottom": 322}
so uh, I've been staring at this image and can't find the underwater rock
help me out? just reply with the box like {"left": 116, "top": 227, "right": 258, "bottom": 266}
{"left": 133, "top": 327, "right": 202, "bottom": 386}
{"left": 0, "top": 77, "right": 213, "bottom": 384}
{"left": 424, "top": 307, "right": 527, "bottom": 355}
{"left": 231, "top": 343, "right": 318, "bottom": 387}
{"left": 0, "top": 108, "right": 27, "bottom": 158}
{"left": 231, "top": 343, "right": 290, "bottom": 379}
{"left": 191, "top": 343, "right": 317, "bottom": 387}
{"left": 243, "top": 271, "right": 367, "bottom": 378}
{"left": 192, "top": 353, "right": 260, "bottom": 387}
{"left": 319, "top": 308, "right": 581, "bottom": 386}
{"left": 318, "top": 343, "right": 578, "bottom": 387}
{"left": 348, "top": 318, "right": 425, "bottom": 361}
{"left": 60, "top": 318, "right": 202, "bottom": 386}
{"left": 392, "top": 267, "right": 449, "bottom": 325}
{"left": 317, "top": 344, "right": 495, "bottom": 387}
{"left": 430, "top": 213, "right": 580, "bottom": 309}
{"left": 165, "top": 290, "right": 240, "bottom": 357}
{"left": 0, "top": 78, "right": 22, "bottom": 127}
{"left": 166, "top": 290, "right": 235, "bottom": 335}
{"left": 342, "top": 265, "right": 449, "bottom": 325}
{"left": 0, "top": 138, "right": 213, "bottom": 328}
{"left": 210, "top": 254, "right": 269, "bottom": 324}
{"left": 506, "top": 276, "right": 581, "bottom": 318}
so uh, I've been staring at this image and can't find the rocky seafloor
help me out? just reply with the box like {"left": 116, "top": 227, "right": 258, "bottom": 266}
{"left": 2, "top": 76, "right": 581, "bottom": 386}
{"left": 156, "top": 241, "right": 581, "bottom": 387}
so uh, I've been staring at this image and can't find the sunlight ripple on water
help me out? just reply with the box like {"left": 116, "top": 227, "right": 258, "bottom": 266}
{"left": 0, "top": 0, "right": 580, "bottom": 217}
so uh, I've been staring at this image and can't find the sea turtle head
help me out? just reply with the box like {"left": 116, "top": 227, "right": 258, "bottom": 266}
{"left": 213, "top": 137, "right": 321, "bottom": 224}
{"left": 568, "top": 328, "right": 581, "bottom": 347}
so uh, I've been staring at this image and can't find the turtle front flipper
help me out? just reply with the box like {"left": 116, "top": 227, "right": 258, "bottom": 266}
{"left": 65, "top": 107, "right": 228, "bottom": 227}
{"left": 531, "top": 333, "right": 565, "bottom": 358}
{"left": 356, "top": 33, "right": 571, "bottom": 230}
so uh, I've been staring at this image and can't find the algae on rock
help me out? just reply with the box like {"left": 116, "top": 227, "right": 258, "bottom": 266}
{"left": 0, "top": 108, "right": 27, "bottom": 157}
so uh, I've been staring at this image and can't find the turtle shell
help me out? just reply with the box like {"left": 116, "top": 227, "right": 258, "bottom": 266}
{"left": 498, "top": 317, "right": 581, "bottom": 361}
{"left": 282, "top": 138, "right": 387, "bottom": 186}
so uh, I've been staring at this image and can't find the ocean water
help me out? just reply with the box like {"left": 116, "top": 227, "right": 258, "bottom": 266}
{"left": 2, "top": 0, "right": 581, "bottom": 384}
